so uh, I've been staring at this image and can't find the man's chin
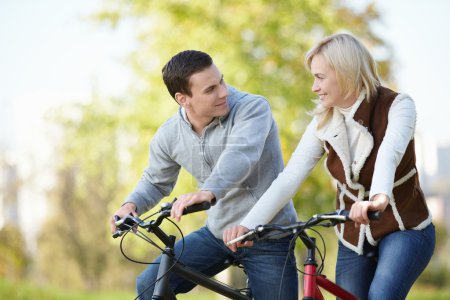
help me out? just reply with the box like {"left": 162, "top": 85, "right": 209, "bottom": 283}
{"left": 216, "top": 107, "right": 230, "bottom": 117}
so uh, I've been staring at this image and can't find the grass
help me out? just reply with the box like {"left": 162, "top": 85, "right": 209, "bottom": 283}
{"left": 407, "top": 284, "right": 450, "bottom": 300}
{"left": 0, "top": 277, "right": 220, "bottom": 300}
{"left": 1, "top": 277, "right": 449, "bottom": 299}
{"left": 0, "top": 278, "right": 133, "bottom": 300}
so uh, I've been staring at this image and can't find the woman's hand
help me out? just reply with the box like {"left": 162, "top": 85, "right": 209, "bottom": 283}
{"left": 223, "top": 225, "right": 252, "bottom": 252}
{"left": 349, "top": 193, "right": 389, "bottom": 226}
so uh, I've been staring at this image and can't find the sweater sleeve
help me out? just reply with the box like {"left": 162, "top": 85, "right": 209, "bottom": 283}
{"left": 124, "top": 130, "right": 181, "bottom": 215}
{"left": 240, "top": 119, "right": 324, "bottom": 229}
{"left": 369, "top": 94, "right": 416, "bottom": 200}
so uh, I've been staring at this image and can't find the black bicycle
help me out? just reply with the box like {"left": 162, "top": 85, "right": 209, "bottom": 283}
{"left": 113, "top": 200, "right": 252, "bottom": 300}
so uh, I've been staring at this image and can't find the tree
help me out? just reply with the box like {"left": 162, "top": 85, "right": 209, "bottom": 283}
{"left": 36, "top": 0, "right": 392, "bottom": 291}
{"left": 36, "top": 98, "right": 141, "bottom": 290}
{"left": 0, "top": 224, "right": 28, "bottom": 279}
{"left": 95, "top": 0, "right": 391, "bottom": 216}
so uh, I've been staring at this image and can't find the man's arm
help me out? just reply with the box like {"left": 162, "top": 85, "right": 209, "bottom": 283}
{"left": 110, "top": 131, "right": 180, "bottom": 233}
{"left": 126, "top": 132, "right": 181, "bottom": 215}
{"left": 110, "top": 130, "right": 181, "bottom": 233}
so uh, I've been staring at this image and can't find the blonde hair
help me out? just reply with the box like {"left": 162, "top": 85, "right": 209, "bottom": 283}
{"left": 305, "top": 33, "right": 380, "bottom": 127}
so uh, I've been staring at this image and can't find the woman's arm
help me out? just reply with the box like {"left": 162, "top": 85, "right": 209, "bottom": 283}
{"left": 239, "top": 118, "right": 324, "bottom": 230}
{"left": 370, "top": 94, "right": 416, "bottom": 199}
{"left": 351, "top": 94, "right": 416, "bottom": 225}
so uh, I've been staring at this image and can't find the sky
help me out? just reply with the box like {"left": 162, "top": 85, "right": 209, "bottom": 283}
{"left": 0, "top": 0, "right": 135, "bottom": 156}
{"left": 0, "top": 0, "right": 135, "bottom": 239}
{"left": 368, "top": 0, "right": 450, "bottom": 147}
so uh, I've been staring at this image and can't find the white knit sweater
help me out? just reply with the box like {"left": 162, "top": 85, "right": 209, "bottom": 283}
{"left": 240, "top": 92, "right": 416, "bottom": 230}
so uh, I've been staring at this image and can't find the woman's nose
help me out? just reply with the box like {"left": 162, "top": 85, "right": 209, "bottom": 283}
{"left": 311, "top": 80, "right": 319, "bottom": 93}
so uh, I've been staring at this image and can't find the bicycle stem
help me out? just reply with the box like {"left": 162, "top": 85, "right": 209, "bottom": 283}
{"left": 148, "top": 223, "right": 175, "bottom": 247}
{"left": 303, "top": 237, "right": 319, "bottom": 299}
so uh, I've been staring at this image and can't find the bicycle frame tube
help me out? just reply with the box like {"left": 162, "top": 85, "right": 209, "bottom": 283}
{"left": 172, "top": 263, "right": 250, "bottom": 300}
{"left": 303, "top": 237, "right": 322, "bottom": 300}
{"left": 302, "top": 237, "right": 358, "bottom": 300}
{"left": 152, "top": 237, "right": 177, "bottom": 300}
{"left": 316, "top": 276, "right": 358, "bottom": 300}
{"left": 151, "top": 233, "right": 250, "bottom": 300}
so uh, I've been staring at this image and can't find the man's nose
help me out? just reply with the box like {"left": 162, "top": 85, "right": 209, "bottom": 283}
{"left": 220, "top": 83, "right": 228, "bottom": 98}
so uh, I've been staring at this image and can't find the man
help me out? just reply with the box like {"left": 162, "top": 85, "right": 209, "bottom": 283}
{"left": 110, "top": 50, "right": 298, "bottom": 300}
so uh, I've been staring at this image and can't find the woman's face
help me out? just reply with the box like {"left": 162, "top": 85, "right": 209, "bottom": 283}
{"left": 310, "top": 54, "right": 356, "bottom": 108}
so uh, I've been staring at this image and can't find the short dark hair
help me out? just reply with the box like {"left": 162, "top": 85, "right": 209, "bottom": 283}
{"left": 162, "top": 50, "right": 213, "bottom": 99}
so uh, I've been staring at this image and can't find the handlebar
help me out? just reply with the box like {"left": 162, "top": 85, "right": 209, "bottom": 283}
{"left": 112, "top": 200, "right": 211, "bottom": 238}
{"left": 226, "top": 209, "right": 382, "bottom": 245}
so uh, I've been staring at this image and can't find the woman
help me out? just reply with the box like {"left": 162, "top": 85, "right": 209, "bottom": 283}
{"left": 223, "top": 33, "right": 435, "bottom": 300}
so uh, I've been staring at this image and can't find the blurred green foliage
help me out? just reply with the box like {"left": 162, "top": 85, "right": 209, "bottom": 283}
{"left": 36, "top": 0, "right": 387, "bottom": 291}
{"left": 33, "top": 0, "right": 450, "bottom": 296}
{"left": 92, "top": 0, "right": 390, "bottom": 218}
{"left": 0, "top": 224, "right": 28, "bottom": 279}
{"left": 418, "top": 223, "right": 450, "bottom": 288}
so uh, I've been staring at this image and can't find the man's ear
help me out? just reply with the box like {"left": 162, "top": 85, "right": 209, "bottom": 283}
{"left": 175, "top": 92, "right": 187, "bottom": 107}
{"left": 175, "top": 93, "right": 189, "bottom": 107}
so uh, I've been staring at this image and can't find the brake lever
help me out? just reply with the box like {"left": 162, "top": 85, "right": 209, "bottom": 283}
{"left": 226, "top": 230, "right": 256, "bottom": 245}
{"left": 112, "top": 230, "right": 124, "bottom": 239}
{"left": 114, "top": 214, "right": 141, "bottom": 233}
{"left": 319, "top": 221, "right": 337, "bottom": 228}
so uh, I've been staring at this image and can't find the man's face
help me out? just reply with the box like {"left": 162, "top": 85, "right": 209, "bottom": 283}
{"left": 179, "top": 63, "right": 229, "bottom": 124}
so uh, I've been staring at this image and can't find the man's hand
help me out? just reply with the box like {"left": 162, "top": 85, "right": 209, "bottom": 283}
{"left": 223, "top": 225, "right": 252, "bottom": 252}
{"left": 349, "top": 193, "right": 389, "bottom": 227}
{"left": 110, "top": 202, "right": 138, "bottom": 234}
{"left": 171, "top": 190, "right": 215, "bottom": 222}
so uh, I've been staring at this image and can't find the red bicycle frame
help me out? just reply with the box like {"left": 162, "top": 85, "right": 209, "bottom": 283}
{"left": 302, "top": 237, "right": 358, "bottom": 300}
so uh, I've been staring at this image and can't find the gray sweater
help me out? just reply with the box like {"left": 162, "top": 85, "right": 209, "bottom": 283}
{"left": 125, "top": 86, "right": 297, "bottom": 238}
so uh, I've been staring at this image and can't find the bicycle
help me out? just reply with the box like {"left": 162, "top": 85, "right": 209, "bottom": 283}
{"left": 113, "top": 200, "right": 253, "bottom": 300}
{"left": 227, "top": 209, "right": 381, "bottom": 300}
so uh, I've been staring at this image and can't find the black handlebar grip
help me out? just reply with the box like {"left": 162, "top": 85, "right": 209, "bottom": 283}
{"left": 339, "top": 210, "right": 382, "bottom": 221}
{"left": 368, "top": 211, "right": 382, "bottom": 220}
{"left": 183, "top": 201, "right": 211, "bottom": 215}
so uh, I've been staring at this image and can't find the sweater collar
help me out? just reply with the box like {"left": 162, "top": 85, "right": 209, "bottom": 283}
{"left": 337, "top": 90, "right": 366, "bottom": 121}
